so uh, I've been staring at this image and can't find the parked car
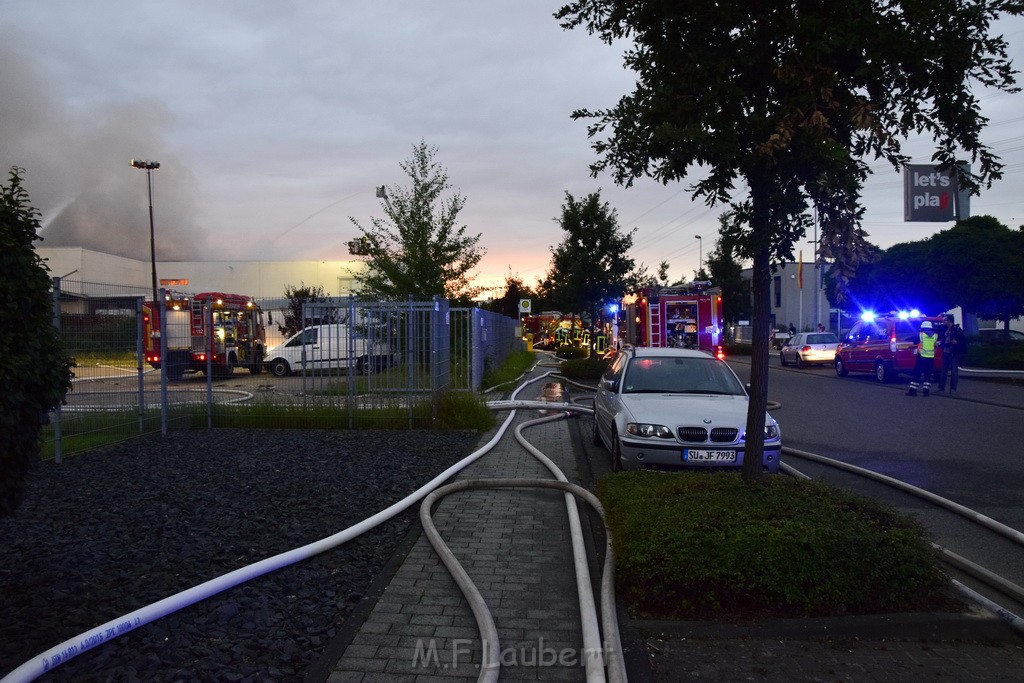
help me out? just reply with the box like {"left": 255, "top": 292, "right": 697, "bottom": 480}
{"left": 264, "top": 324, "right": 390, "bottom": 377}
{"left": 592, "top": 346, "right": 782, "bottom": 473}
{"left": 834, "top": 312, "right": 944, "bottom": 382}
{"left": 978, "top": 328, "right": 1024, "bottom": 344}
{"left": 780, "top": 332, "right": 841, "bottom": 367}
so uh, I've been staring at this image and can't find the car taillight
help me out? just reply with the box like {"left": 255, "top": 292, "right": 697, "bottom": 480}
{"left": 801, "top": 345, "right": 812, "bottom": 352}
{"left": 715, "top": 345, "right": 726, "bottom": 360}
{"left": 889, "top": 335, "right": 898, "bottom": 353}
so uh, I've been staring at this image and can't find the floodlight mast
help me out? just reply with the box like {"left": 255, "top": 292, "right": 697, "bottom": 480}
{"left": 131, "top": 159, "right": 161, "bottom": 306}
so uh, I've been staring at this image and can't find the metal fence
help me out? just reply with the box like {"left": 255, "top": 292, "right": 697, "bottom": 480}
{"left": 46, "top": 280, "right": 523, "bottom": 461}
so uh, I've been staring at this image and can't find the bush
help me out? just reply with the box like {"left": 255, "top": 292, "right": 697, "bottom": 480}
{"left": 599, "top": 471, "right": 952, "bottom": 619}
{"left": 559, "top": 357, "right": 609, "bottom": 380}
{"left": 1, "top": 169, "right": 74, "bottom": 517}
{"left": 555, "top": 344, "right": 590, "bottom": 360}
{"left": 964, "top": 340, "right": 1024, "bottom": 370}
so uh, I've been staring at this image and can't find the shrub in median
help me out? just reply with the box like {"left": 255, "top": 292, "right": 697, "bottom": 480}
{"left": 599, "top": 471, "right": 954, "bottom": 619}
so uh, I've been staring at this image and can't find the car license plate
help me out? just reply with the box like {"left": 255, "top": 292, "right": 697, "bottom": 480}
{"left": 683, "top": 449, "right": 736, "bottom": 463}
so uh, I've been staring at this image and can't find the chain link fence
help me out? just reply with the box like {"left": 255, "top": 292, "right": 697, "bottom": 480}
{"left": 46, "top": 280, "right": 522, "bottom": 461}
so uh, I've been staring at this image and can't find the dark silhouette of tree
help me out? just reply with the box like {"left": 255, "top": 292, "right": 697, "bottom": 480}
{"left": 482, "top": 274, "right": 539, "bottom": 319}
{"left": 1, "top": 168, "right": 74, "bottom": 517}
{"left": 543, "top": 191, "right": 635, "bottom": 338}
{"left": 708, "top": 211, "right": 753, "bottom": 330}
{"left": 278, "top": 283, "right": 336, "bottom": 337}
{"left": 846, "top": 216, "right": 1024, "bottom": 326}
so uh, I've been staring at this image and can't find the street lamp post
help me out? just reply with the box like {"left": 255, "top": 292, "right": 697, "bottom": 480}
{"left": 694, "top": 235, "right": 703, "bottom": 278}
{"left": 131, "top": 159, "right": 160, "bottom": 305}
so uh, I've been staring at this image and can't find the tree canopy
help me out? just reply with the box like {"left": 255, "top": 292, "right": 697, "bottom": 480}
{"left": 541, "top": 191, "right": 635, "bottom": 327}
{"left": 558, "top": 0, "right": 1021, "bottom": 480}
{"left": 351, "top": 142, "right": 484, "bottom": 303}
{"left": 846, "top": 215, "right": 1024, "bottom": 324}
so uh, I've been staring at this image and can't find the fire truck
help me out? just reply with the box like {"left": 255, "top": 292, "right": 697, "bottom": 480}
{"left": 143, "top": 292, "right": 266, "bottom": 379}
{"left": 620, "top": 282, "right": 725, "bottom": 358}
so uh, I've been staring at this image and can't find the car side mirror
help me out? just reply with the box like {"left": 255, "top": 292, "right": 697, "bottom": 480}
{"left": 603, "top": 378, "right": 618, "bottom": 393}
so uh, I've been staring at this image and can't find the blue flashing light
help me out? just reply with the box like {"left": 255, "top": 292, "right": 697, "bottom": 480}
{"left": 860, "top": 311, "right": 876, "bottom": 322}
{"left": 608, "top": 303, "right": 619, "bottom": 314}
{"left": 897, "top": 310, "right": 910, "bottom": 320}
{"left": 909, "top": 309, "right": 921, "bottom": 318}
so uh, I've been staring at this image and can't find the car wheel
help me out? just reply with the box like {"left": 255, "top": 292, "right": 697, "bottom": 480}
{"left": 780, "top": 351, "right": 789, "bottom": 367}
{"left": 591, "top": 412, "right": 603, "bottom": 447}
{"left": 610, "top": 429, "right": 623, "bottom": 472}
{"left": 835, "top": 357, "right": 848, "bottom": 377}
{"left": 270, "top": 359, "right": 291, "bottom": 377}
{"left": 875, "top": 361, "right": 890, "bottom": 383}
{"left": 796, "top": 354, "right": 805, "bottom": 369}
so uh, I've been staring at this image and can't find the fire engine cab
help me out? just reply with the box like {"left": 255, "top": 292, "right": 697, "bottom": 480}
{"left": 620, "top": 282, "right": 725, "bottom": 358}
{"left": 143, "top": 292, "right": 266, "bottom": 379}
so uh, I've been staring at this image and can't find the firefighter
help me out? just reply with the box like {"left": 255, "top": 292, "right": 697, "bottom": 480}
{"left": 906, "top": 320, "right": 939, "bottom": 396}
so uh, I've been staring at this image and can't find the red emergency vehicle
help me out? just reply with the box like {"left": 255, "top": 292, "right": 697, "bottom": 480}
{"left": 620, "top": 282, "right": 725, "bottom": 359}
{"left": 143, "top": 292, "right": 266, "bottom": 379}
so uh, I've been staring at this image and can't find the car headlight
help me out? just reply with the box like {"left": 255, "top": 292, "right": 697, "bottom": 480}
{"left": 764, "top": 421, "right": 781, "bottom": 440}
{"left": 626, "top": 423, "right": 673, "bottom": 438}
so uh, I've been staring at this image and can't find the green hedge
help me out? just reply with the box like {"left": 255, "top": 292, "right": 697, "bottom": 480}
{"left": 599, "top": 471, "right": 952, "bottom": 619}
{"left": 559, "top": 357, "right": 609, "bottom": 380}
{"left": 555, "top": 344, "right": 591, "bottom": 360}
{"left": 964, "top": 340, "right": 1024, "bottom": 370}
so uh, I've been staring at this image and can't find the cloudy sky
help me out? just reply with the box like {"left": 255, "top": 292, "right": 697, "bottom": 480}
{"left": 4, "top": 2, "right": 1024, "bottom": 296}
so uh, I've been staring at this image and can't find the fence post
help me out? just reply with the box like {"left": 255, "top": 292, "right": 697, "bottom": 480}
{"left": 158, "top": 288, "right": 169, "bottom": 436}
{"left": 471, "top": 307, "right": 483, "bottom": 392}
{"left": 136, "top": 297, "right": 145, "bottom": 434}
{"left": 348, "top": 295, "right": 357, "bottom": 429}
{"left": 205, "top": 303, "right": 213, "bottom": 429}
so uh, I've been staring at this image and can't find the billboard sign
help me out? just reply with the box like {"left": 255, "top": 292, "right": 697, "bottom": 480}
{"left": 903, "top": 165, "right": 962, "bottom": 222}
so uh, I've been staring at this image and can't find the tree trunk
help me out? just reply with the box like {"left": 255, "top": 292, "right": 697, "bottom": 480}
{"left": 742, "top": 177, "right": 773, "bottom": 483}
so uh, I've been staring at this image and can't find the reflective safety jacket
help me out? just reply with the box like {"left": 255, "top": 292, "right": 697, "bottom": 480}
{"left": 918, "top": 332, "right": 937, "bottom": 359}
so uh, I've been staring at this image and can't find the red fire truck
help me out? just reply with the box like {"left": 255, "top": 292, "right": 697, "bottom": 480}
{"left": 620, "top": 282, "right": 725, "bottom": 358}
{"left": 143, "top": 292, "right": 266, "bottom": 379}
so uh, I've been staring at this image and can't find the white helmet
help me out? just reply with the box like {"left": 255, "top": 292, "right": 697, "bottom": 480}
{"left": 920, "top": 321, "right": 933, "bottom": 330}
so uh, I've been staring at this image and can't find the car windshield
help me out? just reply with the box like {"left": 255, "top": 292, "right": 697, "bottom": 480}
{"left": 806, "top": 333, "right": 839, "bottom": 344}
{"left": 622, "top": 356, "right": 746, "bottom": 395}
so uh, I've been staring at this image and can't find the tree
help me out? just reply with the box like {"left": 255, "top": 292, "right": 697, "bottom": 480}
{"left": 350, "top": 141, "right": 485, "bottom": 303}
{"left": 557, "top": 1, "right": 1020, "bottom": 481}
{"left": 931, "top": 216, "right": 1024, "bottom": 326}
{"left": 708, "top": 211, "right": 752, "bottom": 331}
{"left": 278, "top": 283, "right": 337, "bottom": 338}
{"left": 481, "top": 274, "right": 538, "bottom": 319}
{"left": 1, "top": 168, "right": 74, "bottom": 518}
{"left": 543, "top": 191, "right": 635, "bottom": 337}
{"left": 844, "top": 241, "right": 945, "bottom": 315}
{"left": 846, "top": 216, "right": 1024, "bottom": 326}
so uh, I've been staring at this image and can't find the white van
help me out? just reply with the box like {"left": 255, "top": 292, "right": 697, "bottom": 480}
{"left": 264, "top": 324, "right": 389, "bottom": 377}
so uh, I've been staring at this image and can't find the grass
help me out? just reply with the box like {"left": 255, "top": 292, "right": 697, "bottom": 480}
{"left": 599, "top": 470, "right": 957, "bottom": 620}
{"left": 480, "top": 350, "right": 539, "bottom": 390}
{"left": 43, "top": 392, "right": 495, "bottom": 459}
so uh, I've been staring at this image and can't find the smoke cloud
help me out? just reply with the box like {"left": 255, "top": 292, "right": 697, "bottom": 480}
{"left": 0, "top": 28, "right": 209, "bottom": 261}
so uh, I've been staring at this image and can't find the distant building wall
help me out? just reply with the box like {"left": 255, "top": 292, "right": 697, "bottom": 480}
{"left": 37, "top": 247, "right": 366, "bottom": 299}
{"left": 740, "top": 261, "right": 829, "bottom": 333}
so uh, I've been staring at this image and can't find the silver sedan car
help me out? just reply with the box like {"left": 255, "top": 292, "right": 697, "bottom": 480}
{"left": 780, "top": 332, "right": 840, "bottom": 368}
{"left": 592, "top": 347, "right": 782, "bottom": 473}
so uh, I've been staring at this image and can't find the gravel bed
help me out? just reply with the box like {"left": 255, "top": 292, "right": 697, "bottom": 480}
{"left": 0, "top": 428, "right": 479, "bottom": 682}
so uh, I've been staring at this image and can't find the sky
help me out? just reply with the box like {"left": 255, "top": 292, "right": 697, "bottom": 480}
{"left": 4, "top": 2, "right": 1024, "bottom": 299}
